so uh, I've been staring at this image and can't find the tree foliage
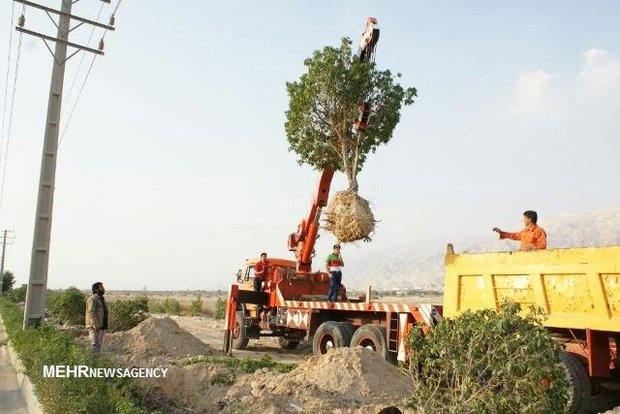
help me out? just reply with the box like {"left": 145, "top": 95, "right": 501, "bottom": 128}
{"left": 47, "top": 287, "right": 86, "bottom": 326}
{"left": 2, "top": 271, "right": 15, "bottom": 294}
{"left": 108, "top": 296, "right": 149, "bottom": 332}
{"left": 189, "top": 296, "right": 203, "bottom": 316}
{"left": 285, "top": 37, "right": 416, "bottom": 191}
{"left": 405, "top": 302, "right": 569, "bottom": 414}
{"left": 213, "top": 297, "right": 226, "bottom": 320}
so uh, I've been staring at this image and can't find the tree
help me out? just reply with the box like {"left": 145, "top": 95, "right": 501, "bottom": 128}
{"left": 285, "top": 37, "right": 416, "bottom": 192}
{"left": 2, "top": 271, "right": 15, "bottom": 294}
{"left": 405, "top": 302, "right": 569, "bottom": 413}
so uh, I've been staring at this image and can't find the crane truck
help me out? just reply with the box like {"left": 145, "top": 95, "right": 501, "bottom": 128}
{"left": 223, "top": 17, "right": 443, "bottom": 363}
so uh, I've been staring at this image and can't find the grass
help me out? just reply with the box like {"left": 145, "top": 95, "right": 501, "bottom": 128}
{"left": 0, "top": 297, "right": 146, "bottom": 414}
{"left": 181, "top": 354, "right": 297, "bottom": 374}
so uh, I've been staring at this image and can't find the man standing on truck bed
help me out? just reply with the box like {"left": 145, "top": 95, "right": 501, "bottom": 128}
{"left": 493, "top": 210, "right": 547, "bottom": 251}
{"left": 254, "top": 252, "right": 269, "bottom": 292}
{"left": 326, "top": 244, "right": 344, "bottom": 302}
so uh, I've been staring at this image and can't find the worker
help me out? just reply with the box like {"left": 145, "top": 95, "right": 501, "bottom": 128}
{"left": 493, "top": 210, "right": 547, "bottom": 251}
{"left": 326, "top": 244, "right": 344, "bottom": 302}
{"left": 85, "top": 281, "right": 108, "bottom": 354}
{"left": 254, "top": 252, "right": 269, "bottom": 292}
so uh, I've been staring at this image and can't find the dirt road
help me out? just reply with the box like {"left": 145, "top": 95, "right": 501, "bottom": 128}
{"left": 169, "top": 315, "right": 312, "bottom": 363}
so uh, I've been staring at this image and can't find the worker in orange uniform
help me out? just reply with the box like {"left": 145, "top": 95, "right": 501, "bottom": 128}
{"left": 326, "top": 244, "right": 344, "bottom": 302}
{"left": 254, "top": 252, "right": 269, "bottom": 292}
{"left": 493, "top": 210, "right": 547, "bottom": 251}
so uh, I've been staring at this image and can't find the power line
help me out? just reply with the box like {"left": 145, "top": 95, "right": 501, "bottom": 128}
{"left": 60, "top": 2, "right": 104, "bottom": 122}
{"left": 0, "top": 14, "right": 25, "bottom": 214}
{"left": 58, "top": 0, "right": 122, "bottom": 148}
{"left": 58, "top": 52, "right": 96, "bottom": 148}
{"left": 0, "top": 1, "right": 16, "bottom": 195}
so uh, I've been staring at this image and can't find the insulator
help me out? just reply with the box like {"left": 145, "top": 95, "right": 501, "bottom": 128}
{"left": 109, "top": 14, "right": 115, "bottom": 26}
{"left": 18, "top": 15, "right": 25, "bottom": 27}
{"left": 98, "top": 39, "right": 104, "bottom": 51}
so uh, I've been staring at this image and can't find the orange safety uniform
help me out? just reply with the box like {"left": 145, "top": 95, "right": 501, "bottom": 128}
{"left": 499, "top": 225, "right": 547, "bottom": 250}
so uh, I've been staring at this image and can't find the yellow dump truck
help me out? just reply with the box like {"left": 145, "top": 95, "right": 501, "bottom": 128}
{"left": 443, "top": 244, "right": 620, "bottom": 413}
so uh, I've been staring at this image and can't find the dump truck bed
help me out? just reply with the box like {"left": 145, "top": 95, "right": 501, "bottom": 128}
{"left": 443, "top": 245, "right": 620, "bottom": 332}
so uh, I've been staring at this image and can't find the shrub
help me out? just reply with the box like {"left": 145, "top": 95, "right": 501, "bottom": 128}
{"left": 405, "top": 302, "right": 569, "bottom": 414}
{"left": 148, "top": 299, "right": 164, "bottom": 314}
{"left": 10, "top": 283, "right": 27, "bottom": 302}
{"left": 2, "top": 271, "right": 15, "bottom": 294}
{"left": 162, "top": 297, "right": 181, "bottom": 315}
{"left": 189, "top": 296, "right": 203, "bottom": 316}
{"left": 108, "top": 296, "right": 149, "bottom": 332}
{"left": 47, "top": 287, "right": 86, "bottom": 325}
{"left": 0, "top": 297, "right": 144, "bottom": 413}
{"left": 146, "top": 297, "right": 181, "bottom": 316}
{"left": 213, "top": 297, "right": 226, "bottom": 320}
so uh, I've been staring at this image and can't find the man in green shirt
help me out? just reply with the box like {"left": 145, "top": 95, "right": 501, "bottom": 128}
{"left": 326, "top": 244, "right": 344, "bottom": 302}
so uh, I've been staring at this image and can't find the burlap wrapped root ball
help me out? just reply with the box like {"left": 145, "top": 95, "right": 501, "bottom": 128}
{"left": 324, "top": 191, "right": 376, "bottom": 242}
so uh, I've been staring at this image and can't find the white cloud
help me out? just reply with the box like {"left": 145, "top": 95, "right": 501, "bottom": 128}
{"left": 578, "top": 48, "right": 620, "bottom": 97}
{"left": 509, "top": 48, "right": 620, "bottom": 120}
{"left": 509, "top": 70, "right": 559, "bottom": 119}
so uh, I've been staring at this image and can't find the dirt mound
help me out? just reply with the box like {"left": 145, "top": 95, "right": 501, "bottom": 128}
{"left": 135, "top": 363, "right": 234, "bottom": 413}
{"left": 105, "top": 317, "right": 219, "bottom": 358}
{"left": 222, "top": 347, "right": 413, "bottom": 413}
{"left": 325, "top": 191, "right": 375, "bottom": 242}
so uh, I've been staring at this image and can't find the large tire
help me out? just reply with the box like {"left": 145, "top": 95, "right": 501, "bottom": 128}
{"left": 336, "top": 321, "right": 357, "bottom": 345}
{"left": 312, "top": 321, "right": 351, "bottom": 355}
{"left": 232, "top": 310, "right": 249, "bottom": 350}
{"left": 561, "top": 352, "right": 591, "bottom": 414}
{"left": 350, "top": 324, "right": 388, "bottom": 360}
{"left": 278, "top": 337, "right": 300, "bottom": 350}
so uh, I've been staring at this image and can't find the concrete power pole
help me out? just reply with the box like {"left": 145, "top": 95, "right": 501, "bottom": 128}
{"left": 16, "top": 0, "right": 115, "bottom": 327}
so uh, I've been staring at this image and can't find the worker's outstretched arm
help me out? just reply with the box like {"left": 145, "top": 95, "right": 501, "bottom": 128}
{"left": 493, "top": 227, "right": 522, "bottom": 241}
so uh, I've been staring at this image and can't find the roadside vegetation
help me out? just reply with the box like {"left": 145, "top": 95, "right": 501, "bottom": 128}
{"left": 0, "top": 297, "right": 146, "bottom": 413}
{"left": 182, "top": 354, "right": 296, "bottom": 376}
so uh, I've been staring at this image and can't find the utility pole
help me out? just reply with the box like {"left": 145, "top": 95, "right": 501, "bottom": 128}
{"left": 0, "top": 230, "right": 15, "bottom": 292}
{"left": 15, "top": 0, "right": 115, "bottom": 328}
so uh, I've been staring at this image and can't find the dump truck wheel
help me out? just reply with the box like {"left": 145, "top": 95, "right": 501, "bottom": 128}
{"left": 232, "top": 310, "right": 249, "bottom": 350}
{"left": 561, "top": 352, "right": 590, "bottom": 414}
{"left": 350, "top": 324, "right": 388, "bottom": 360}
{"left": 278, "top": 337, "right": 300, "bottom": 350}
{"left": 313, "top": 321, "right": 350, "bottom": 355}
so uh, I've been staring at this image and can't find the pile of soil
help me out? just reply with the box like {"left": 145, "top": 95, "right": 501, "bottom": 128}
{"left": 105, "top": 317, "right": 218, "bottom": 359}
{"left": 221, "top": 347, "right": 413, "bottom": 413}
{"left": 325, "top": 191, "right": 375, "bottom": 242}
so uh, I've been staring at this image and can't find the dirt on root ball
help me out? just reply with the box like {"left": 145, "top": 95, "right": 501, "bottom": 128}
{"left": 325, "top": 191, "right": 375, "bottom": 242}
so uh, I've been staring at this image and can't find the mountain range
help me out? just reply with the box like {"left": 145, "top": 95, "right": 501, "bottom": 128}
{"left": 344, "top": 208, "right": 620, "bottom": 291}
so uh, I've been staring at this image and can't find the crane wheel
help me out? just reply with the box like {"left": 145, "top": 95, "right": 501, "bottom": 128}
{"left": 561, "top": 351, "right": 591, "bottom": 414}
{"left": 335, "top": 321, "right": 357, "bottom": 345}
{"left": 312, "top": 321, "right": 353, "bottom": 355}
{"left": 350, "top": 324, "right": 388, "bottom": 360}
{"left": 278, "top": 337, "right": 300, "bottom": 350}
{"left": 232, "top": 310, "right": 249, "bottom": 350}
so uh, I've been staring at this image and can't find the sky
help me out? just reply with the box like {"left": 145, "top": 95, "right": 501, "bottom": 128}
{"left": 0, "top": 1, "right": 619, "bottom": 291}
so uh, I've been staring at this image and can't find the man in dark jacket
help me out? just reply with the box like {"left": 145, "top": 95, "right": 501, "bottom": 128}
{"left": 85, "top": 282, "right": 108, "bottom": 353}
